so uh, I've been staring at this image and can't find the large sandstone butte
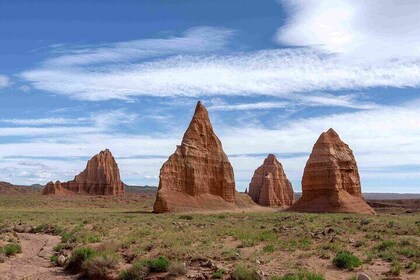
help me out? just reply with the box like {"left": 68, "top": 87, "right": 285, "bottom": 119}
{"left": 153, "top": 101, "right": 243, "bottom": 213}
{"left": 289, "top": 128, "right": 375, "bottom": 214}
{"left": 248, "top": 154, "right": 294, "bottom": 207}
{"left": 42, "top": 149, "right": 124, "bottom": 195}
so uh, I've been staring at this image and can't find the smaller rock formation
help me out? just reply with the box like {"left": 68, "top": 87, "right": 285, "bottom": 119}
{"left": 248, "top": 154, "right": 294, "bottom": 207}
{"left": 289, "top": 128, "right": 375, "bottom": 214}
{"left": 153, "top": 101, "right": 237, "bottom": 213}
{"left": 43, "top": 149, "right": 124, "bottom": 195}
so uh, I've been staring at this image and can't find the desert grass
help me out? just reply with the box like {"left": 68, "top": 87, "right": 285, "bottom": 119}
{"left": 0, "top": 194, "right": 419, "bottom": 279}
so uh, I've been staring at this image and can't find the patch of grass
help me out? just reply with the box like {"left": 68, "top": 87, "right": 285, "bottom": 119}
{"left": 360, "top": 219, "right": 371, "bottom": 226}
{"left": 2, "top": 243, "right": 22, "bottom": 256}
{"left": 119, "top": 261, "right": 148, "bottom": 280}
{"left": 263, "top": 244, "right": 275, "bottom": 253}
{"left": 378, "top": 250, "right": 396, "bottom": 262}
{"left": 270, "top": 272, "right": 325, "bottom": 280}
{"left": 65, "top": 247, "right": 97, "bottom": 273}
{"left": 390, "top": 261, "right": 402, "bottom": 276}
{"left": 179, "top": 215, "right": 193, "bottom": 220}
{"left": 50, "top": 255, "right": 58, "bottom": 263}
{"left": 142, "top": 256, "right": 170, "bottom": 272}
{"left": 167, "top": 261, "right": 187, "bottom": 276}
{"left": 232, "top": 265, "right": 260, "bottom": 280}
{"left": 84, "top": 252, "right": 120, "bottom": 279}
{"left": 406, "top": 261, "right": 418, "bottom": 273}
{"left": 332, "top": 251, "right": 361, "bottom": 270}
{"left": 54, "top": 244, "right": 64, "bottom": 252}
{"left": 212, "top": 268, "right": 226, "bottom": 279}
{"left": 377, "top": 240, "right": 396, "bottom": 251}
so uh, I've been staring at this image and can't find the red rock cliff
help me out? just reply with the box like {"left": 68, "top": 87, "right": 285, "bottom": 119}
{"left": 248, "top": 154, "right": 294, "bottom": 207}
{"left": 289, "top": 129, "right": 375, "bottom": 214}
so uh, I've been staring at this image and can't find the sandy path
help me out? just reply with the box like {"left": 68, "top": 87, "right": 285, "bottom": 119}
{"left": 0, "top": 233, "right": 76, "bottom": 280}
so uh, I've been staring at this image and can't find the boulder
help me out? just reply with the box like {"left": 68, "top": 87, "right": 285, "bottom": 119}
{"left": 43, "top": 149, "right": 124, "bottom": 195}
{"left": 248, "top": 154, "right": 294, "bottom": 207}
{"left": 289, "top": 128, "right": 375, "bottom": 214}
{"left": 153, "top": 101, "right": 237, "bottom": 213}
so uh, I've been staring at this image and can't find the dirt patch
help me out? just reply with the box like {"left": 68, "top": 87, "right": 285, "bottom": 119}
{"left": 0, "top": 233, "right": 76, "bottom": 280}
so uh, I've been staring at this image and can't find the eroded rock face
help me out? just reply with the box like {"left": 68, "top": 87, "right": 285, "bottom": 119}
{"left": 42, "top": 149, "right": 124, "bottom": 195}
{"left": 289, "top": 128, "right": 375, "bottom": 214}
{"left": 248, "top": 154, "right": 294, "bottom": 207}
{"left": 153, "top": 101, "right": 236, "bottom": 213}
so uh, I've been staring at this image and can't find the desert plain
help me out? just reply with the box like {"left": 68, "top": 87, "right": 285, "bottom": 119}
{"left": 0, "top": 187, "right": 419, "bottom": 280}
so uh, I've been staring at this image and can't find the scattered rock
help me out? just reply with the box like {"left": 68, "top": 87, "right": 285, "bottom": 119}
{"left": 248, "top": 154, "right": 294, "bottom": 207}
{"left": 57, "top": 255, "right": 66, "bottom": 266}
{"left": 289, "top": 128, "right": 375, "bottom": 214}
{"left": 357, "top": 273, "right": 371, "bottom": 280}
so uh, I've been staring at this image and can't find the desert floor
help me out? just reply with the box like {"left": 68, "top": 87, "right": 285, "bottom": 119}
{"left": 0, "top": 194, "right": 419, "bottom": 280}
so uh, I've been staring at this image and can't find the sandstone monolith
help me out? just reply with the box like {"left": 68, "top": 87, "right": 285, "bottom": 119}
{"left": 248, "top": 154, "right": 294, "bottom": 207}
{"left": 42, "top": 149, "right": 124, "bottom": 195}
{"left": 289, "top": 128, "right": 375, "bottom": 214}
{"left": 153, "top": 101, "right": 236, "bottom": 213}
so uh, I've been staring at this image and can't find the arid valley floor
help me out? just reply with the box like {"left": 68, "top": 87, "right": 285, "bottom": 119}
{"left": 0, "top": 190, "right": 419, "bottom": 280}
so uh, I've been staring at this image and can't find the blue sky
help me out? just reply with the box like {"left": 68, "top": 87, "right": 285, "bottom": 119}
{"left": 0, "top": 0, "right": 419, "bottom": 193}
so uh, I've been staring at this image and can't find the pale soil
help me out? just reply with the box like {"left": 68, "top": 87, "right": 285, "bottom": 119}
{"left": 0, "top": 233, "right": 76, "bottom": 280}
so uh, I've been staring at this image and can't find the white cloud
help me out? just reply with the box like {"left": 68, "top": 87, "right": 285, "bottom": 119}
{"left": 207, "top": 93, "right": 377, "bottom": 111}
{"left": 277, "top": 0, "right": 420, "bottom": 62}
{"left": 0, "top": 75, "right": 10, "bottom": 88}
{"left": 45, "top": 26, "right": 233, "bottom": 66}
{"left": 21, "top": 48, "right": 420, "bottom": 101}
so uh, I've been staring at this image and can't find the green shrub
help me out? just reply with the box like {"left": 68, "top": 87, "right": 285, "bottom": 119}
{"left": 3, "top": 243, "right": 22, "bottom": 256}
{"left": 143, "top": 256, "right": 170, "bottom": 272}
{"left": 50, "top": 255, "right": 58, "bottom": 263}
{"left": 212, "top": 268, "right": 226, "bottom": 279}
{"left": 65, "top": 247, "right": 97, "bottom": 273}
{"left": 119, "top": 261, "right": 148, "bottom": 280}
{"left": 232, "top": 265, "right": 260, "bottom": 280}
{"left": 84, "top": 253, "right": 120, "bottom": 278}
{"left": 332, "top": 251, "right": 361, "bottom": 270}
{"left": 406, "top": 261, "right": 418, "bottom": 273}
{"left": 54, "top": 244, "right": 64, "bottom": 252}
{"left": 390, "top": 261, "right": 401, "bottom": 276}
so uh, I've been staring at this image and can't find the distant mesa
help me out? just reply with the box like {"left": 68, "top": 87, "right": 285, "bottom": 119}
{"left": 289, "top": 128, "right": 375, "bottom": 214}
{"left": 42, "top": 149, "right": 124, "bottom": 196}
{"left": 153, "top": 101, "right": 256, "bottom": 213}
{"left": 0, "top": 181, "right": 41, "bottom": 195}
{"left": 248, "top": 154, "right": 294, "bottom": 207}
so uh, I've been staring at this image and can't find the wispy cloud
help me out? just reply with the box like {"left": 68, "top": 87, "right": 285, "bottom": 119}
{"left": 0, "top": 75, "right": 10, "bottom": 88}
{"left": 43, "top": 26, "right": 233, "bottom": 66}
{"left": 207, "top": 93, "right": 378, "bottom": 111}
{"left": 21, "top": 47, "right": 420, "bottom": 101}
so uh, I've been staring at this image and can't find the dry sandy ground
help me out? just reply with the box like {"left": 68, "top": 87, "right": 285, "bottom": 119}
{"left": 0, "top": 233, "right": 76, "bottom": 280}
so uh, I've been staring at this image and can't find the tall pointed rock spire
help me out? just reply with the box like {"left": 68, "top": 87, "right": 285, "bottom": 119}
{"left": 153, "top": 101, "right": 236, "bottom": 213}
